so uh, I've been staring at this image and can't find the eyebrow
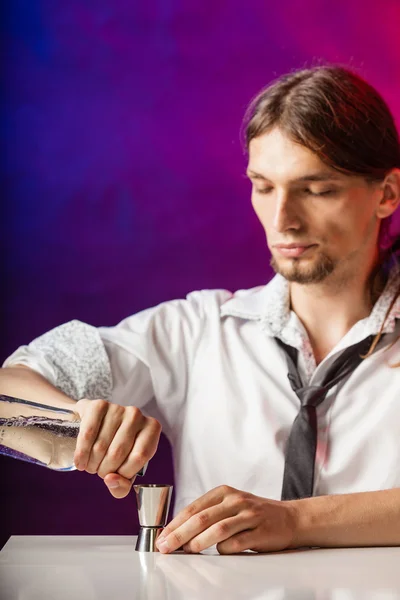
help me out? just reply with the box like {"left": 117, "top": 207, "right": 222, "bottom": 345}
{"left": 246, "top": 170, "right": 343, "bottom": 183}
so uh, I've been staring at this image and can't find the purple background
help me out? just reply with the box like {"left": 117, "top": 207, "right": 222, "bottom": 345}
{"left": 1, "top": 1, "right": 399, "bottom": 548}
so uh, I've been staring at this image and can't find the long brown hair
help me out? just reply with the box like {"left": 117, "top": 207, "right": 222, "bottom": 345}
{"left": 244, "top": 65, "right": 400, "bottom": 358}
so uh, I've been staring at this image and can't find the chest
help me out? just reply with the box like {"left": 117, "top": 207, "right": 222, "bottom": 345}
{"left": 184, "top": 320, "right": 400, "bottom": 465}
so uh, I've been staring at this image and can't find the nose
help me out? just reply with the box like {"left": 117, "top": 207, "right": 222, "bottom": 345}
{"left": 272, "top": 190, "right": 301, "bottom": 233}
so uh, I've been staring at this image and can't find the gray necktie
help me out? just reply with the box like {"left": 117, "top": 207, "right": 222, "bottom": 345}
{"left": 276, "top": 335, "right": 374, "bottom": 500}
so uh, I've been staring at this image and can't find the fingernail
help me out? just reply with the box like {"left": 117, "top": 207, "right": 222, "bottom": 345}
{"left": 107, "top": 481, "right": 120, "bottom": 489}
{"left": 157, "top": 540, "right": 170, "bottom": 554}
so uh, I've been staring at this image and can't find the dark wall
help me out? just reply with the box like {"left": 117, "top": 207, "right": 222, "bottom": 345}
{"left": 1, "top": 0, "right": 399, "bottom": 548}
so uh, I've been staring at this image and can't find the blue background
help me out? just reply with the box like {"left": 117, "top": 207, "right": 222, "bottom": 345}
{"left": 1, "top": 0, "right": 399, "bottom": 548}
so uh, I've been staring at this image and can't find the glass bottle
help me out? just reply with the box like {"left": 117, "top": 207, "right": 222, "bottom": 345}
{"left": 0, "top": 394, "right": 147, "bottom": 475}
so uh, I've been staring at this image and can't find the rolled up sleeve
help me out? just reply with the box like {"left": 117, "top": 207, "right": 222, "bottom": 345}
{"left": 2, "top": 290, "right": 232, "bottom": 431}
{"left": 3, "top": 320, "right": 112, "bottom": 401}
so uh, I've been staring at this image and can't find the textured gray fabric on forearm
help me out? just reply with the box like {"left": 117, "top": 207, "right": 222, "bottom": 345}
{"left": 28, "top": 320, "right": 113, "bottom": 401}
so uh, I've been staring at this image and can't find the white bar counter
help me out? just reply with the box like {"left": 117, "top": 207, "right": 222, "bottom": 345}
{"left": 1, "top": 536, "right": 400, "bottom": 599}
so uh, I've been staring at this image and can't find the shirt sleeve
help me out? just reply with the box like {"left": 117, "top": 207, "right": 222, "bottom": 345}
{"left": 2, "top": 320, "right": 113, "bottom": 401}
{"left": 2, "top": 290, "right": 232, "bottom": 424}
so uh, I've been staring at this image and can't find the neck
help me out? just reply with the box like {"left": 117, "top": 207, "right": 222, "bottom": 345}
{"left": 289, "top": 256, "right": 384, "bottom": 364}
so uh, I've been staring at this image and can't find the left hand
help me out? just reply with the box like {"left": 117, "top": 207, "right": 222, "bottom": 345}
{"left": 155, "top": 485, "right": 299, "bottom": 555}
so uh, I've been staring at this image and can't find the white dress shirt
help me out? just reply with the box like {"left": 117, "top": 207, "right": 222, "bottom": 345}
{"left": 3, "top": 266, "right": 400, "bottom": 516}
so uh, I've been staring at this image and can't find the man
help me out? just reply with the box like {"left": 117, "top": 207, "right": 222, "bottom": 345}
{"left": 1, "top": 65, "right": 400, "bottom": 554}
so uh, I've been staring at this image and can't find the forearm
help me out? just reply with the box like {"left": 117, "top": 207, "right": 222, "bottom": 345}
{"left": 289, "top": 488, "right": 400, "bottom": 548}
{"left": 0, "top": 366, "right": 76, "bottom": 409}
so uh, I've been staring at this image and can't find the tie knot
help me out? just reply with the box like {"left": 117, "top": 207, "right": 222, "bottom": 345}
{"left": 296, "top": 385, "right": 327, "bottom": 407}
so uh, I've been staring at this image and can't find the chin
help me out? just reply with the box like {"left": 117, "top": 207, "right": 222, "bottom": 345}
{"left": 270, "top": 254, "right": 337, "bottom": 284}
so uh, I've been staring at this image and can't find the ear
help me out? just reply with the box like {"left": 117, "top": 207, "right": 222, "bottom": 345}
{"left": 375, "top": 168, "right": 400, "bottom": 219}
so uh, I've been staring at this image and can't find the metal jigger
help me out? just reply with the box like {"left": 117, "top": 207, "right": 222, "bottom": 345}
{"left": 134, "top": 484, "right": 173, "bottom": 552}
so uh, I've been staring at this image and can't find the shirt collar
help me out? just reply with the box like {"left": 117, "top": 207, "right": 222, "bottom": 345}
{"left": 220, "top": 262, "right": 400, "bottom": 339}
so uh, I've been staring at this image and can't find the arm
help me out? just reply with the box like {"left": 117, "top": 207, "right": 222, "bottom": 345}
{"left": 0, "top": 316, "right": 162, "bottom": 497}
{"left": 0, "top": 365, "right": 77, "bottom": 409}
{"left": 0, "top": 362, "right": 161, "bottom": 498}
{"left": 1, "top": 294, "right": 214, "bottom": 496}
{"left": 153, "top": 486, "right": 400, "bottom": 554}
{"left": 290, "top": 488, "right": 400, "bottom": 548}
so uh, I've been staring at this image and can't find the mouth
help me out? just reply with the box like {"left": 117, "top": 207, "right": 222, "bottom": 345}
{"left": 273, "top": 244, "right": 317, "bottom": 258}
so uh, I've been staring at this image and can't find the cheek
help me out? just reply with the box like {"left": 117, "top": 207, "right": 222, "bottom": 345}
{"left": 324, "top": 220, "right": 347, "bottom": 241}
{"left": 318, "top": 217, "right": 373, "bottom": 257}
{"left": 324, "top": 200, "right": 376, "bottom": 247}
{"left": 251, "top": 194, "right": 261, "bottom": 217}
{"left": 326, "top": 189, "right": 377, "bottom": 237}
{"left": 251, "top": 195, "right": 273, "bottom": 227}
{"left": 311, "top": 212, "right": 355, "bottom": 252}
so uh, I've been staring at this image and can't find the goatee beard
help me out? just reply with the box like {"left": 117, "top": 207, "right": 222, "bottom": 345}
{"left": 270, "top": 254, "right": 337, "bottom": 284}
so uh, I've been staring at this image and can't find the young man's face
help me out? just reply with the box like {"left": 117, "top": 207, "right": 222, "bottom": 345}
{"left": 247, "top": 128, "right": 383, "bottom": 284}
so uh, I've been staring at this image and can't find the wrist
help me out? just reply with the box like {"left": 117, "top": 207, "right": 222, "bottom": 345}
{"left": 285, "top": 497, "right": 316, "bottom": 549}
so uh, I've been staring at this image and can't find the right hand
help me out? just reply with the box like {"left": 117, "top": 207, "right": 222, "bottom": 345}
{"left": 73, "top": 399, "right": 162, "bottom": 498}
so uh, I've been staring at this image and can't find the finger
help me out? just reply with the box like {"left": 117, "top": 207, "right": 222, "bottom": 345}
{"left": 85, "top": 405, "right": 125, "bottom": 474}
{"left": 74, "top": 400, "right": 108, "bottom": 470}
{"left": 96, "top": 416, "right": 139, "bottom": 479}
{"left": 115, "top": 417, "right": 161, "bottom": 480}
{"left": 217, "top": 528, "right": 258, "bottom": 555}
{"left": 104, "top": 472, "right": 136, "bottom": 499}
{"left": 156, "top": 502, "right": 237, "bottom": 554}
{"left": 184, "top": 516, "right": 252, "bottom": 554}
{"left": 159, "top": 485, "right": 229, "bottom": 539}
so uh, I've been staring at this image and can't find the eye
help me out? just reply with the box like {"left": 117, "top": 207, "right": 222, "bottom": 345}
{"left": 306, "top": 188, "right": 336, "bottom": 197}
{"left": 255, "top": 187, "right": 273, "bottom": 195}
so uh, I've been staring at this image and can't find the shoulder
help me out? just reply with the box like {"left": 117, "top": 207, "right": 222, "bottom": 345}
{"left": 123, "top": 282, "right": 275, "bottom": 328}
{"left": 105, "top": 287, "right": 267, "bottom": 340}
{"left": 132, "top": 289, "right": 236, "bottom": 328}
{"left": 164, "top": 286, "right": 268, "bottom": 322}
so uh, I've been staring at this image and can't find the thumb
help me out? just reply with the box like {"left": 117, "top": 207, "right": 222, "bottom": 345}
{"left": 104, "top": 473, "right": 136, "bottom": 499}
